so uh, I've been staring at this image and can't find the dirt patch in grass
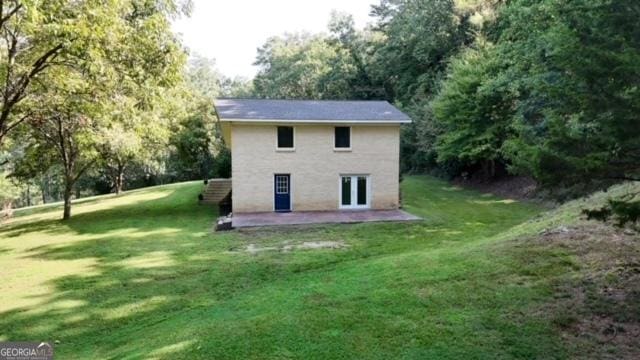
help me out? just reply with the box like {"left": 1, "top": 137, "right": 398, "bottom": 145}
{"left": 531, "top": 223, "right": 640, "bottom": 359}
{"left": 232, "top": 224, "right": 341, "bottom": 242}
{"left": 227, "top": 225, "right": 352, "bottom": 254}
{"left": 231, "top": 241, "right": 350, "bottom": 254}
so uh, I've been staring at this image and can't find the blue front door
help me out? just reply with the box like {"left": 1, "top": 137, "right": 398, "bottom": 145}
{"left": 274, "top": 174, "right": 291, "bottom": 212}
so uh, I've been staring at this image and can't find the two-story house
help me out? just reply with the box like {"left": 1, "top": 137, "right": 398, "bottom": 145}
{"left": 214, "top": 99, "right": 411, "bottom": 213}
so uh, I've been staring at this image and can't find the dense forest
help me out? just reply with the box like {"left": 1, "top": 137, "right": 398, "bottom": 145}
{"left": 0, "top": 0, "right": 639, "bottom": 219}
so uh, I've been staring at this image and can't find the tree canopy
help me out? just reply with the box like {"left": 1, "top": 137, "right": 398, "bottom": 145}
{"left": 0, "top": 0, "right": 229, "bottom": 219}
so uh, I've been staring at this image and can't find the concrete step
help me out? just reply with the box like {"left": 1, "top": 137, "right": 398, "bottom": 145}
{"left": 203, "top": 188, "right": 231, "bottom": 194}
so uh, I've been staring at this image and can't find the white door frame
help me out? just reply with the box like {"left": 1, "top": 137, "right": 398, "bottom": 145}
{"left": 338, "top": 174, "right": 371, "bottom": 209}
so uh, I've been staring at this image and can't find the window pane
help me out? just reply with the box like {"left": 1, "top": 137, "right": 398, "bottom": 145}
{"left": 341, "top": 177, "right": 351, "bottom": 205}
{"left": 357, "top": 177, "right": 367, "bottom": 205}
{"left": 335, "top": 127, "right": 350, "bottom": 148}
{"left": 278, "top": 127, "right": 294, "bottom": 148}
{"left": 276, "top": 176, "right": 289, "bottom": 194}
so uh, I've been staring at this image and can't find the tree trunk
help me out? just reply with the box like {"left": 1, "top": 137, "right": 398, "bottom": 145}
{"left": 114, "top": 164, "right": 125, "bottom": 195}
{"left": 489, "top": 159, "right": 496, "bottom": 178}
{"left": 62, "top": 170, "right": 74, "bottom": 220}
{"left": 40, "top": 177, "right": 47, "bottom": 204}
{"left": 481, "top": 160, "right": 490, "bottom": 180}
{"left": 26, "top": 185, "right": 31, "bottom": 207}
{"left": 115, "top": 175, "right": 123, "bottom": 195}
{"left": 1, "top": 201, "right": 13, "bottom": 219}
{"left": 63, "top": 183, "right": 72, "bottom": 220}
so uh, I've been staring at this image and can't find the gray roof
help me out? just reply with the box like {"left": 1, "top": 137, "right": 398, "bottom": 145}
{"left": 214, "top": 99, "right": 411, "bottom": 123}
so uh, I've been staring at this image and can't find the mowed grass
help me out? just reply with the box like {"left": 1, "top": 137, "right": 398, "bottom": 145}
{"left": 0, "top": 176, "right": 581, "bottom": 359}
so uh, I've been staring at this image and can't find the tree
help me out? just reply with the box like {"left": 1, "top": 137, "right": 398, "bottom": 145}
{"left": 368, "top": 0, "right": 492, "bottom": 173}
{"left": 6, "top": 128, "right": 58, "bottom": 206}
{"left": 254, "top": 33, "right": 332, "bottom": 99}
{"left": 369, "top": 0, "right": 476, "bottom": 104}
{"left": 253, "top": 33, "right": 356, "bottom": 99}
{"left": 12, "top": 0, "right": 188, "bottom": 219}
{"left": 220, "top": 76, "right": 253, "bottom": 98}
{"left": 327, "top": 11, "right": 383, "bottom": 99}
{"left": 0, "top": 0, "right": 189, "bottom": 145}
{"left": 186, "top": 54, "right": 222, "bottom": 100}
{"left": 0, "top": 0, "right": 69, "bottom": 145}
{"left": 252, "top": 13, "right": 386, "bottom": 101}
{"left": 186, "top": 53, "right": 255, "bottom": 98}
{"left": 169, "top": 104, "right": 218, "bottom": 180}
{"left": 28, "top": 74, "right": 101, "bottom": 219}
{"left": 495, "top": 0, "right": 640, "bottom": 188}
{"left": 96, "top": 86, "right": 180, "bottom": 196}
{"left": 432, "top": 44, "right": 513, "bottom": 178}
{"left": 0, "top": 170, "right": 19, "bottom": 217}
{"left": 97, "top": 125, "right": 143, "bottom": 195}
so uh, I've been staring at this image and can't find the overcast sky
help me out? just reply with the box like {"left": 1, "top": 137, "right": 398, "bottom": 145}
{"left": 172, "top": 0, "right": 378, "bottom": 79}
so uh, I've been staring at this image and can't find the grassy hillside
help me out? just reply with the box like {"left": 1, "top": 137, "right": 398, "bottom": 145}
{"left": 0, "top": 176, "right": 637, "bottom": 359}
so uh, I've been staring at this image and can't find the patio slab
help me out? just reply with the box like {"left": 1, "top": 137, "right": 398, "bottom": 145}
{"left": 231, "top": 209, "right": 421, "bottom": 228}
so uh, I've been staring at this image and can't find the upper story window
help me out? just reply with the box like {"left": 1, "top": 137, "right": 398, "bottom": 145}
{"left": 334, "top": 126, "right": 351, "bottom": 149}
{"left": 277, "top": 126, "right": 294, "bottom": 149}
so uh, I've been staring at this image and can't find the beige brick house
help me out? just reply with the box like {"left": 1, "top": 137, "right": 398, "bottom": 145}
{"left": 214, "top": 99, "right": 411, "bottom": 213}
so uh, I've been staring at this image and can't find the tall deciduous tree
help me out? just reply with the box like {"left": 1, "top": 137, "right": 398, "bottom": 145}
{"left": 0, "top": 0, "right": 189, "bottom": 145}
{"left": 432, "top": 44, "right": 513, "bottom": 178}
{"left": 219, "top": 76, "right": 253, "bottom": 98}
{"left": 0, "top": 0, "right": 68, "bottom": 145}
{"left": 28, "top": 71, "right": 101, "bottom": 219}
{"left": 369, "top": 0, "right": 492, "bottom": 172}
{"left": 169, "top": 102, "right": 219, "bottom": 180}
{"left": 186, "top": 54, "right": 222, "bottom": 100}
{"left": 0, "top": 169, "right": 19, "bottom": 217}
{"left": 97, "top": 126, "right": 143, "bottom": 195}
{"left": 15, "top": 0, "right": 188, "bottom": 219}
{"left": 253, "top": 33, "right": 347, "bottom": 99}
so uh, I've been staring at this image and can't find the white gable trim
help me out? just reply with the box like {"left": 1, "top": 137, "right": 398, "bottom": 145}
{"left": 218, "top": 118, "right": 411, "bottom": 124}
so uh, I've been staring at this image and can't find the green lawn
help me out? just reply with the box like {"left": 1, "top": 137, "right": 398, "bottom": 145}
{"left": 0, "top": 176, "right": 584, "bottom": 359}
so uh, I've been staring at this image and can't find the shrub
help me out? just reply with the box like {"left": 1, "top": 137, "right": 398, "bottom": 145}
{"left": 582, "top": 197, "right": 640, "bottom": 229}
{"left": 608, "top": 200, "right": 640, "bottom": 228}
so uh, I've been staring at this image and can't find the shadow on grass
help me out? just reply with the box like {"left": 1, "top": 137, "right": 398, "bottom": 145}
{"left": 0, "top": 227, "right": 569, "bottom": 359}
{"left": 2, "top": 219, "right": 68, "bottom": 238}
{"left": 0, "top": 185, "right": 237, "bottom": 357}
{"left": 3, "top": 186, "right": 209, "bottom": 235}
{"left": 0, "top": 177, "right": 564, "bottom": 359}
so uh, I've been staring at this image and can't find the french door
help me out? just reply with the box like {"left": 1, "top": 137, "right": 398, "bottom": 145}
{"left": 340, "top": 175, "right": 370, "bottom": 209}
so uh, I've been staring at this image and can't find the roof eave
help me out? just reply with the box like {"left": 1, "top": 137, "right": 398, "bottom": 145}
{"left": 218, "top": 118, "right": 412, "bottom": 124}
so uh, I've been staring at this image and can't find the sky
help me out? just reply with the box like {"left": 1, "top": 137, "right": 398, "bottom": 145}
{"left": 172, "top": 0, "right": 379, "bottom": 79}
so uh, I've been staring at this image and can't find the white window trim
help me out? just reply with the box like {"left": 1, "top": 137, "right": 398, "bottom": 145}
{"left": 334, "top": 126, "right": 352, "bottom": 151}
{"left": 276, "top": 126, "right": 296, "bottom": 151}
{"left": 338, "top": 174, "right": 371, "bottom": 210}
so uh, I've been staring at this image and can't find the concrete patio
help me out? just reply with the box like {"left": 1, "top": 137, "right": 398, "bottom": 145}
{"left": 231, "top": 209, "right": 421, "bottom": 228}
